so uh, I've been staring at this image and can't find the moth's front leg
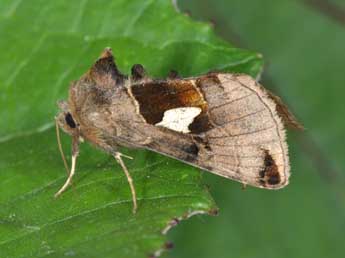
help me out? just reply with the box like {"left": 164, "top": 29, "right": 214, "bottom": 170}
{"left": 55, "top": 134, "right": 80, "bottom": 197}
{"left": 113, "top": 152, "right": 137, "bottom": 214}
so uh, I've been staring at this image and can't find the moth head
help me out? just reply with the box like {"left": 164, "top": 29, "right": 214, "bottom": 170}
{"left": 55, "top": 100, "right": 81, "bottom": 181}
{"left": 56, "top": 100, "right": 79, "bottom": 136}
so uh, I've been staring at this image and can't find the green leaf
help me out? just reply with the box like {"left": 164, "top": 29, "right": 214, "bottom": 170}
{"left": 0, "top": 129, "right": 217, "bottom": 257}
{"left": 0, "top": 0, "right": 262, "bottom": 257}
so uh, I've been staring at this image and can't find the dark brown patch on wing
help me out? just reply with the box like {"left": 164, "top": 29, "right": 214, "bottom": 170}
{"left": 130, "top": 80, "right": 213, "bottom": 133}
{"left": 193, "top": 135, "right": 212, "bottom": 151}
{"left": 188, "top": 114, "right": 212, "bottom": 134}
{"left": 259, "top": 150, "right": 281, "bottom": 186}
{"left": 183, "top": 143, "right": 199, "bottom": 155}
{"left": 182, "top": 143, "right": 199, "bottom": 162}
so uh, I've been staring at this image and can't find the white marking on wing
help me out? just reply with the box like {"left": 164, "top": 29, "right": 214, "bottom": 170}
{"left": 155, "top": 107, "right": 202, "bottom": 133}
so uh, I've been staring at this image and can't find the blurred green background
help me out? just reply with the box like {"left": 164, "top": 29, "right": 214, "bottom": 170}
{"left": 167, "top": 0, "right": 345, "bottom": 258}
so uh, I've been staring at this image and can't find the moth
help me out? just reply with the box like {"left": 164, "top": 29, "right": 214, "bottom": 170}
{"left": 55, "top": 48, "right": 302, "bottom": 213}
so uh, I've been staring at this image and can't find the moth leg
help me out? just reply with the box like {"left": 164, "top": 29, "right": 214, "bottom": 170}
{"left": 54, "top": 153, "right": 78, "bottom": 197}
{"left": 55, "top": 135, "right": 80, "bottom": 198}
{"left": 114, "top": 152, "right": 137, "bottom": 214}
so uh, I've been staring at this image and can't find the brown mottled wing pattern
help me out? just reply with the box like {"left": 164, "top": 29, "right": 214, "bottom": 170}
{"left": 129, "top": 74, "right": 290, "bottom": 189}
{"left": 194, "top": 74, "right": 289, "bottom": 188}
{"left": 130, "top": 80, "right": 212, "bottom": 133}
{"left": 67, "top": 53, "right": 290, "bottom": 189}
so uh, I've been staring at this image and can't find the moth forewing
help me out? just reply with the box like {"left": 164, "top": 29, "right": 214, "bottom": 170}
{"left": 201, "top": 73, "right": 290, "bottom": 189}
{"left": 56, "top": 48, "right": 296, "bottom": 214}
{"left": 133, "top": 73, "right": 290, "bottom": 189}
{"left": 234, "top": 74, "right": 290, "bottom": 187}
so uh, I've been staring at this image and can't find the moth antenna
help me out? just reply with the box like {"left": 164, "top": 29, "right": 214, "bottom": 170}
{"left": 114, "top": 152, "right": 137, "bottom": 214}
{"left": 55, "top": 135, "right": 80, "bottom": 198}
{"left": 55, "top": 118, "right": 69, "bottom": 174}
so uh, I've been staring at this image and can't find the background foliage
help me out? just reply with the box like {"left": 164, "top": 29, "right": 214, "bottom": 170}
{"left": 167, "top": 1, "right": 345, "bottom": 258}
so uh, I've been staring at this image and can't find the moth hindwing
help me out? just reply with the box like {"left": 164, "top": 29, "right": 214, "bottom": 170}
{"left": 56, "top": 48, "right": 300, "bottom": 211}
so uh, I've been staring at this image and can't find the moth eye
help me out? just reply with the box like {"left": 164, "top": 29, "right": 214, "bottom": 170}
{"left": 65, "top": 113, "right": 76, "bottom": 129}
